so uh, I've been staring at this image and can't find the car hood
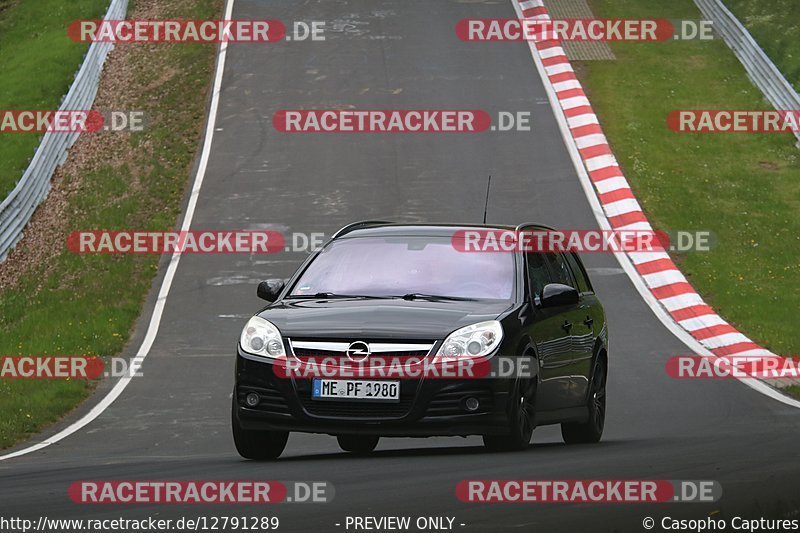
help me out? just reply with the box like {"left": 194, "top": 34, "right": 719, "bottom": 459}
{"left": 257, "top": 298, "right": 516, "bottom": 339}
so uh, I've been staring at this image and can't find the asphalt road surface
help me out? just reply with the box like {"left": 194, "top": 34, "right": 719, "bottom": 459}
{"left": 2, "top": 1, "right": 799, "bottom": 532}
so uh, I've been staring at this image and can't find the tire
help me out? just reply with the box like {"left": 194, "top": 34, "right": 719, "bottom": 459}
{"left": 231, "top": 397, "right": 289, "bottom": 460}
{"left": 561, "top": 353, "right": 607, "bottom": 444}
{"left": 337, "top": 435, "right": 379, "bottom": 454}
{"left": 483, "top": 376, "right": 536, "bottom": 452}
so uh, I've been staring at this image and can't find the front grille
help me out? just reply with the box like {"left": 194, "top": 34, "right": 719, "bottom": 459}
{"left": 288, "top": 339, "right": 435, "bottom": 362}
{"left": 291, "top": 348, "right": 430, "bottom": 360}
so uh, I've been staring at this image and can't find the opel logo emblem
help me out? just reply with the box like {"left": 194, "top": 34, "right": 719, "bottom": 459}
{"left": 346, "top": 341, "right": 371, "bottom": 362}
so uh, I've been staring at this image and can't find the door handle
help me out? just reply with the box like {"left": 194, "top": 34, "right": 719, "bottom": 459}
{"left": 583, "top": 316, "right": 593, "bottom": 328}
{"left": 561, "top": 320, "right": 573, "bottom": 332}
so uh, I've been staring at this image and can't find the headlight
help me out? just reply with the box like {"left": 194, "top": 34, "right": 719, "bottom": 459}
{"left": 435, "top": 320, "right": 503, "bottom": 360}
{"left": 240, "top": 316, "right": 285, "bottom": 358}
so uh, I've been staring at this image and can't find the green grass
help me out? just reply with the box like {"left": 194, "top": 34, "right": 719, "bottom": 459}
{"left": 724, "top": 0, "right": 800, "bottom": 93}
{"left": 0, "top": 0, "right": 112, "bottom": 199}
{"left": 582, "top": 0, "right": 800, "bottom": 355}
{"left": 0, "top": 0, "right": 222, "bottom": 449}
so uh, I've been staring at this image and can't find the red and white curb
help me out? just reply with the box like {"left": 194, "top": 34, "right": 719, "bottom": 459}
{"left": 511, "top": 0, "right": 797, "bottom": 401}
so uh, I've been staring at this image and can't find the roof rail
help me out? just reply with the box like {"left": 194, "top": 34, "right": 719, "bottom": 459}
{"left": 331, "top": 220, "right": 394, "bottom": 239}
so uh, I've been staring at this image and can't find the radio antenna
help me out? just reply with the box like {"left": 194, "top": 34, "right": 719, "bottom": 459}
{"left": 482, "top": 175, "right": 492, "bottom": 224}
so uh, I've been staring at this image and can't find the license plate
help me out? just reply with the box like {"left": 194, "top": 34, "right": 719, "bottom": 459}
{"left": 312, "top": 379, "right": 400, "bottom": 402}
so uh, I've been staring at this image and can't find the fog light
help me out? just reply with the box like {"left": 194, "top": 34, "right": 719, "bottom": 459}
{"left": 464, "top": 397, "right": 480, "bottom": 412}
{"left": 245, "top": 392, "right": 260, "bottom": 407}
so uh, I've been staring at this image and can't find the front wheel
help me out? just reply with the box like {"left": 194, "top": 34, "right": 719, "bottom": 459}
{"left": 232, "top": 397, "right": 289, "bottom": 460}
{"left": 337, "top": 435, "right": 379, "bottom": 454}
{"left": 561, "top": 354, "right": 606, "bottom": 444}
{"left": 483, "top": 377, "right": 536, "bottom": 452}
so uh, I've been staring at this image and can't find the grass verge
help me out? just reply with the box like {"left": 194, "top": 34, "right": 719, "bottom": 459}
{"left": 580, "top": 0, "right": 800, "bottom": 355}
{"left": 0, "top": 0, "right": 222, "bottom": 450}
{"left": 0, "top": 0, "right": 112, "bottom": 198}
{"left": 723, "top": 0, "right": 800, "bottom": 93}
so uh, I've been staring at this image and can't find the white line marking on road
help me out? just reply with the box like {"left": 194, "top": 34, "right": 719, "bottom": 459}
{"left": 0, "top": 0, "right": 238, "bottom": 461}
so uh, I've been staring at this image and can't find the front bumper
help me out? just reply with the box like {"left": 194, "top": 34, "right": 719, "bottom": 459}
{"left": 234, "top": 348, "right": 512, "bottom": 437}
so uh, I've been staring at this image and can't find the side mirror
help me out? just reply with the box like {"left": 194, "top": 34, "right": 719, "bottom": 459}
{"left": 540, "top": 283, "right": 579, "bottom": 308}
{"left": 257, "top": 279, "right": 285, "bottom": 302}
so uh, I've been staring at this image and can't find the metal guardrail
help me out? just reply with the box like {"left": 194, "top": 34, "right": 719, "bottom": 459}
{"left": 0, "top": 0, "right": 129, "bottom": 263}
{"left": 695, "top": 0, "right": 800, "bottom": 146}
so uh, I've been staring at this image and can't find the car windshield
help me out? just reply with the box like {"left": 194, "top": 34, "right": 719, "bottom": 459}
{"left": 289, "top": 235, "right": 515, "bottom": 300}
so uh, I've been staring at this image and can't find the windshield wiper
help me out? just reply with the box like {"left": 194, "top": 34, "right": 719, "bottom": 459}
{"left": 400, "top": 293, "right": 477, "bottom": 302}
{"left": 285, "top": 292, "right": 386, "bottom": 300}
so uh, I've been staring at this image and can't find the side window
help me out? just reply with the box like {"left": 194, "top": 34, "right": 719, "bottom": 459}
{"left": 565, "top": 252, "right": 591, "bottom": 294}
{"left": 526, "top": 252, "right": 550, "bottom": 299}
{"left": 543, "top": 253, "right": 574, "bottom": 288}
